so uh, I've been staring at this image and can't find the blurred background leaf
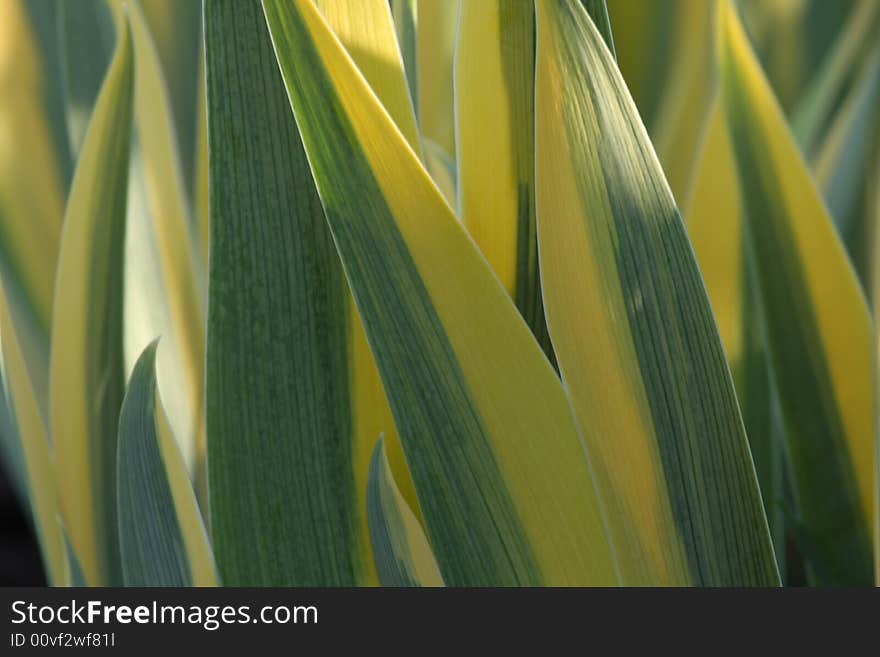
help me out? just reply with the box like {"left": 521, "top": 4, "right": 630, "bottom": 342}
{"left": 51, "top": 13, "right": 133, "bottom": 586}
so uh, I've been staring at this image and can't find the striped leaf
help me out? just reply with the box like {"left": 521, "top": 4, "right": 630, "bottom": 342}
{"left": 314, "top": 0, "right": 420, "bottom": 154}
{"left": 580, "top": 0, "right": 615, "bottom": 57}
{"left": 455, "top": 0, "right": 552, "bottom": 360}
{"left": 263, "top": 0, "right": 617, "bottom": 586}
{"left": 812, "top": 43, "right": 880, "bottom": 299}
{"left": 719, "top": 0, "right": 875, "bottom": 585}
{"left": 390, "top": 0, "right": 418, "bottom": 113}
{"left": 194, "top": 52, "right": 209, "bottom": 271}
{"left": 534, "top": 0, "right": 778, "bottom": 585}
{"left": 59, "top": 0, "right": 116, "bottom": 156}
{"left": 415, "top": 0, "right": 457, "bottom": 169}
{"left": 605, "top": 0, "right": 676, "bottom": 137}
{"left": 367, "top": 438, "right": 442, "bottom": 587}
{"left": 51, "top": 16, "right": 133, "bottom": 586}
{"left": 60, "top": 522, "right": 88, "bottom": 587}
{"left": 0, "top": 0, "right": 71, "bottom": 422}
{"left": 118, "top": 341, "right": 216, "bottom": 587}
{"left": 0, "top": 288, "right": 65, "bottom": 586}
{"left": 791, "top": 0, "right": 880, "bottom": 156}
{"left": 205, "top": 0, "right": 369, "bottom": 586}
{"left": 60, "top": 1, "right": 207, "bottom": 489}
{"left": 125, "top": 0, "right": 206, "bottom": 494}
{"left": 138, "top": 0, "right": 203, "bottom": 197}
{"left": 313, "top": 0, "right": 423, "bottom": 520}
{"left": 650, "top": 0, "right": 716, "bottom": 209}
{"left": 686, "top": 99, "right": 787, "bottom": 570}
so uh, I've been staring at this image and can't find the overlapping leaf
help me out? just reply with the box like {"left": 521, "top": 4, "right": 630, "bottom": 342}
{"left": 51, "top": 17, "right": 133, "bottom": 586}
{"left": 367, "top": 438, "right": 442, "bottom": 587}
{"left": 0, "top": 288, "right": 65, "bottom": 585}
{"left": 0, "top": 0, "right": 71, "bottom": 422}
{"left": 118, "top": 341, "right": 216, "bottom": 586}
{"left": 534, "top": 0, "right": 777, "bottom": 585}
{"left": 719, "top": 0, "right": 875, "bottom": 585}
{"left": 263, "top": 0, "right": 618, "bottom": 586}
{"left": 455, "top": 1, "right": 552, "bottom": 360}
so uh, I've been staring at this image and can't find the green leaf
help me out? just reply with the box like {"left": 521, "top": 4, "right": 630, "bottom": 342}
{"left": 367, "top": 438, "right": 442, "bottom": 587}
{"left": 390, "top": 0, "right": 418, "bottom": 116}
{"left": 124, "top": 0, "right": 207, "bottom": 498}
{"left": 454, "top": 1, "right": 553, "bottom": 362}
{"left": 58, "top": 0, "right": 116, "bottom": 156}
{"left": 205, "top": 0, "right": 370, "bottom": 586}
{"left": 686, "top": 99, "right": 788, "bottom": 574}
{"left": 719, "top": 0, "right": 875, "bottom": 585}
{"left": 138, "top": 0, "right": 203, "bottom": 198}
{"left": 650, "top": 0, "right": 715, "bottom": 210}
{"left": 812, "top": 43, "right": 880, "bottom": 300}
{"left": 791, "top": 0, "right": 880, "bottom": 155}
{"left": 60, "top": 522, "right": 88, "bottom": 587}
{"left": 118, "top": 341, "right": 216, "bottom": 587}
{"left": 59, "top": 0, "right": 206, "bottom": 493}
{"left": 0, "top": 287, "right": 65, "bottom": 585}
{"left": 415, "top": 0, "right": 457, "bottom": 167}
{"left": 263, "top": 0, "right": 617, "bottom": 586}
{"left": 534, "top": 0, "right": 778, "bottom": 585}
{"left": 313, "top": 0, "right": 421, "bottom": 154}
{"left": 580, "top": 0, "right": 615, "bottom": 58}
{"left": 51, "top": 16, "right": 133, "bottom": 586}
{"left": 0, "top": 0, "right": 72, "bottom": 424}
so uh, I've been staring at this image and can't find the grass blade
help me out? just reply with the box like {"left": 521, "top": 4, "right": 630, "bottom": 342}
{"left": 118, "top": 341, "right": 216, "bottom": 586}
{"left": 367, "top": 438, "right": 442, "bottom": 587}
{"left": 535, "top": 0, "right": 778, "bottom": 585}
{"left": 719, "top": 0, "right": 875, "bottom": 584}
{"left": 263, "top": 0, "right": 617, "bottom": 586}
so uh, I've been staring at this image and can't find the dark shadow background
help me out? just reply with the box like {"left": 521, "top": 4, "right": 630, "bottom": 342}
{"left": 0, "top": 465, "right": 46, "bottom": 586}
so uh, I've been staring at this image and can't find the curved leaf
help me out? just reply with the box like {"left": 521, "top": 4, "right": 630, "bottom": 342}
{"left": 812, "top": 43, "right": 880, "bottom": 297}
{"left": 124, "top": 0, "right": 206, "bottom": 484}
{"left": 686, "top": 99, "right": 787, "bottom": 570}
{"left": 651, "top": 0, "right": 715, "bottom": 209}
{"left": 263, "top": 0, "right": 618, "bottom": 586}
{"left": 719, "top": 0, "right": 875, "bottom": 585}
{"left": 0, "top": 288, "right": 65, "bottom": 585}
{"left": 455, "top": 1, "right": 553, "bottom": 361}
{"left": 314, "top": 0, "right": 420, "bottom": 154}
{"left": 534, "top": 0, "right": 777, "bottom": 586}
{"left": 313, "top": 0, "right": 423, "bottom": 522}
{"left": 367, "top": 438, "right": 442, "bottom": 587}
{"left": 117, "top": 341, "right": 216, "bottom": 586}
{"left": 791, "top": 0, "right": 880, "bottom": 154}
{"left": 51, "top": 17, "right": 133, "bottom": 586}
{"left": 390, "top": 0, "right": 418, "bottom": 113}
{"left": 415, "top": 0, "right": 457, "bottom": 164}
{"left": 0, "top": 0, "right": 70, "bottom": 421}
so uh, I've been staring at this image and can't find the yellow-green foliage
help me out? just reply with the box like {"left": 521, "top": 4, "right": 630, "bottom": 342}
{"left": 0, "top": 0, "right": 877, "bottom": 587}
